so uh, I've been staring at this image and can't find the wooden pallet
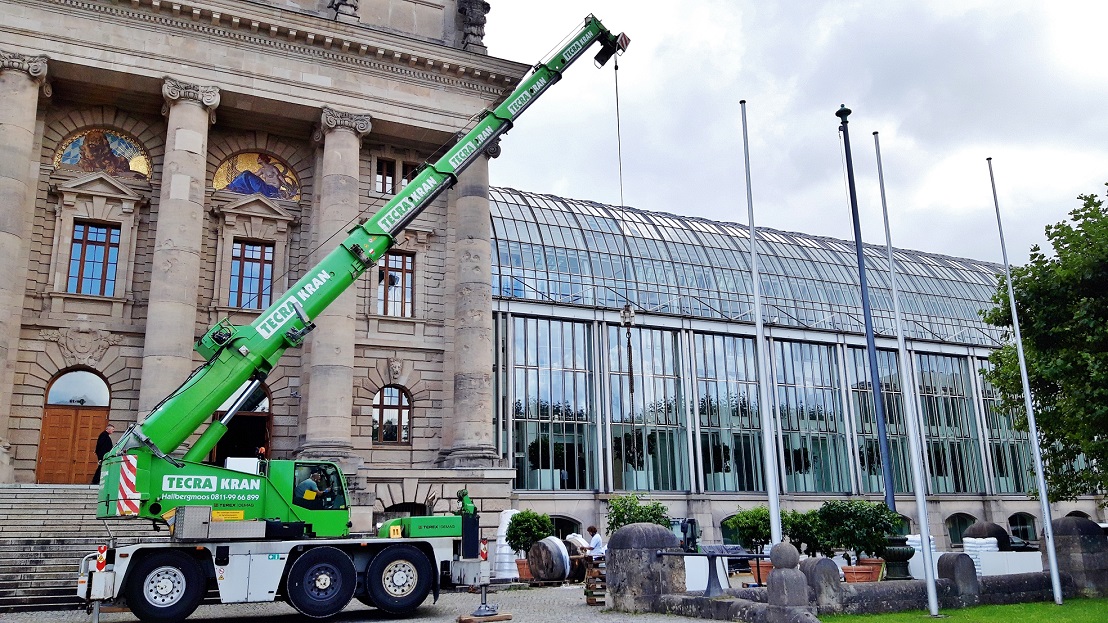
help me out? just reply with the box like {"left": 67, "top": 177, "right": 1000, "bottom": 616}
{"left": 584, "top": 556, "right": 606, "bottom": 606}
{"left": 457, "top": 614, "right": 513, "bottom": 623}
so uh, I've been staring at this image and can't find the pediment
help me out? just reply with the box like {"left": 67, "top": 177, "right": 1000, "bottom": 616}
{"left": 217, "top": 195, "right": 294, "bottom": 223}
{"left": 57, "top": 172, "right": 142, "bottom": 200}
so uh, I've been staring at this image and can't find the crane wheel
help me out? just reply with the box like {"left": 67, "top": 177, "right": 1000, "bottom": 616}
{"left": 286, "top": 546, "right": 357, "bottom": 618}
{"left": 123, "top": 550, "right": 205, "bottom": 623}
{"left": 365, "top": 544, "right": 432, "bottom": 615}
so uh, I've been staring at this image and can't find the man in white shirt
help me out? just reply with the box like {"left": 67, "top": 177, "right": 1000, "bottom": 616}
{"left": 585, "top": 525, "right": 606, "bottom": 558}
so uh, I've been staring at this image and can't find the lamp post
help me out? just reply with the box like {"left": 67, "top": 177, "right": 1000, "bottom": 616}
{"left": 620, "top": 304, "right": 637, "bottom": 489}
{"left": 836, "top": 105, "right": 896, "bottom": 511}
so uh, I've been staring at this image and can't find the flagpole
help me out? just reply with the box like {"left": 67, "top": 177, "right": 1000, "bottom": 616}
{"left": 740, "top": 100, "right": 782, "bottom": 544}
{"left": 837, "top": 105, "right": 896, "bottom": 512}
{"left": 874, "top": 132, "right": 939, "bottom": 616}
{"left": 986, "top": 157, "right": 1063, "bottom": 605}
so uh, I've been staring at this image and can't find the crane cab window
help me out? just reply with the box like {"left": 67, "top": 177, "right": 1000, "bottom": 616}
{"left": 292, "top": 463, "right": 346, "bottom": 510}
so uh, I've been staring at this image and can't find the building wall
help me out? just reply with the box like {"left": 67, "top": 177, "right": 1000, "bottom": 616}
{"left": 0, "top": 0, "right": 520, "bottom": 525}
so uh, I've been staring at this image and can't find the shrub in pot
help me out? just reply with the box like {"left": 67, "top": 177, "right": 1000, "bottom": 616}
{"left": 506, "top": 510, "right": 554, "bottom": 580}
{"left": 817, "top": 499, "right": 900, "bottom": 580}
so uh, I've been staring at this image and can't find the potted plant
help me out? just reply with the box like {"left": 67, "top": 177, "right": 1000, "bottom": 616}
{"left": 505, "top": 509, "right": 554, "bottom": 581}
{"left": 722, "top": 506, "right": 773, "bottom": 581}
{"left": 781, "top": 509, "right": 832, "bottom": 558}
{"left": 817, "top": 499, "right": 901, "bottom": 582}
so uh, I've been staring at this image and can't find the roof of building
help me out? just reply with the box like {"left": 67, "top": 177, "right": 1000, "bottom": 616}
{"left": 489, "top": 187, "right": 1004, "bottom": 347}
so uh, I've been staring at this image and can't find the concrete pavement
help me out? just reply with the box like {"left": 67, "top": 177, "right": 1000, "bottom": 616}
{"left": 0, "top": 584, "right": 680, "bottom": 623}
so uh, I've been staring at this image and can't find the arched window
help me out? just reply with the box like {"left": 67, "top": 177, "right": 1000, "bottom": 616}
{"left": 1009, "top": 512, "right": 1037, "bottom": 542}
{"left": 946, "top": 512, "right": 977, "bottom": 547}
{"left": 1065, "top": 510, "right": 1090, "bottom": 519}
{"left": 552, "top": 516, "right": 582, "bottom": 539}
{"left": 47, "top": 370, "right": 110, "bottom": 406}
{"left": 372, "top": 385, "right": 412, "bottom": 444}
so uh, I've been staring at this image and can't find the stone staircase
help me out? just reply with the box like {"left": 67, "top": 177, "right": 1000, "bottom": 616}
{"left": 0, "top": 484, "right": 168, "bottom": 613}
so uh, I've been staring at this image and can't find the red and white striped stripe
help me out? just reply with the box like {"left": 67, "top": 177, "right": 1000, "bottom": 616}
{"left": 115, "top": 455, "right": 140, "bottom": 516}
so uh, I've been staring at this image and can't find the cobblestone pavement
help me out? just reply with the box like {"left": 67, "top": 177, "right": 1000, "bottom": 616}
{"left": 0, "top": 584, "right": 684, "bottom": 623}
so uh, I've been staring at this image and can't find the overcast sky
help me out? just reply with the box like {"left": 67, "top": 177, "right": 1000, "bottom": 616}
{"left": 481, "top": 1, "right": 1108, "bottom": 266}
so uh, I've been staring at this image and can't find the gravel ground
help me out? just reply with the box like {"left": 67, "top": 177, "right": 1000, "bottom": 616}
{"left": 0, "top": 584, "right": 685, "bottom": 623}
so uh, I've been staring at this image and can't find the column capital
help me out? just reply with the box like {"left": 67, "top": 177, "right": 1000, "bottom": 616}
{"left": 0, "top": 50, "right": 48, "bottom": 82}
{"left": 161, "top": 77, "right": 220, "bottom": 123}
{"left": 320, "top": 106, "right": 372, "bottom": 138}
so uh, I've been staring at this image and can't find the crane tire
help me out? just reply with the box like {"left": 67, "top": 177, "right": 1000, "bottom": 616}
{"left": 286, "top": 546, "right": 357, "bottom": 618}
{"left": 365, "top": 544, "right": 432, "bottom": 615}
{"left": 124, "top": 550, "right": 205, "bottom": 623}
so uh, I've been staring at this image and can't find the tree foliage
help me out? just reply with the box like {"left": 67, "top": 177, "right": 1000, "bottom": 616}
{"left": 722, "top": 506, "right": 772, "bottom": 553}
{"left": 505, "top": 509, "right": 554, "bottom": 555}
{"left": 817, "top": 499, "right": 901, "bottom": 565}
{"left": 605, "top": 493, "right": 670, "bottom": 534}
{"left": 982, "top": 186, "right": 1108, "bottom": 501}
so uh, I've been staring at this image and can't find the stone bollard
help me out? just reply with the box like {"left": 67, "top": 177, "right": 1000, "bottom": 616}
{"left": 1050, "top": 516, "right": 1108, "bottom": 597}
{"left": 766, "top": 543, "right": 818, "bottom": 623}
{"left": 799, "top": 556, "right": 842, "bottom": 611}
{"left": 607, "top": 522, "right": 685, "bottom": 613}
{"left": 937, "top": 553, "right": 980, "bottom": 599}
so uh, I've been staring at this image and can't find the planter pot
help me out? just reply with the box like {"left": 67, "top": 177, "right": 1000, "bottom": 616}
{"left": 842, "top": 564, "right": 880, "bottom": 583}
{"left": 749, "top": 559, "right": 774, "bottom": 584}
{"left": 883, "top": 536, "right": 915, "bottom": 580}
{"left": 515, "top": 557, "right": 533, "bottom": 581}
{"left": 858, "top": 557, "right": 885, "bottom": 581}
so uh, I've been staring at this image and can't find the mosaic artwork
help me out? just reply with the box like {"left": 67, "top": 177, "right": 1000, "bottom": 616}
{"left": 214, "top": 152, "right": 300, "bottom": 201}
{"left": 55, "top": 129, "right": 151, "bottom": 180}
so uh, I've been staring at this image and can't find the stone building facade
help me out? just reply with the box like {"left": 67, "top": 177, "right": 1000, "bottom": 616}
{"left": 0, "top": 0, "right": 522, "bottom": 528}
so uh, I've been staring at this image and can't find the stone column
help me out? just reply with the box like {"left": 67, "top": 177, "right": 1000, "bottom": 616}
{"left": 0, "top": 51, "right": 47, "bottom": 482}
{"left": 298, "top": 107, "right": 370, "bottom": 468}
{"left": 438, "top": 146, "right": 499, "bottom": 467}
{"left": 137, "top": 78, "right": 219, "bottom": 416}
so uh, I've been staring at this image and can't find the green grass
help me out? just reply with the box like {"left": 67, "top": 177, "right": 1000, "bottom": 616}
{"left": 821, "top": 598, "right": 1108, "bottom": 623}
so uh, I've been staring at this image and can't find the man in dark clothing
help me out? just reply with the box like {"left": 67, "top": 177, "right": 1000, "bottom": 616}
{"left": 91, "top": 424, "right": 115, "bottom": 485}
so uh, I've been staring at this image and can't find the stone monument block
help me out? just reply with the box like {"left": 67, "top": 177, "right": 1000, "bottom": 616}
{"left": 607, "top": 522, "right": 684, "bottom": 613}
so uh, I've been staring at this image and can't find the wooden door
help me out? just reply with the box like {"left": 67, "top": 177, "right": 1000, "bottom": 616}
{"left": 36, "top": 406, "right": 109, "bottom": 484}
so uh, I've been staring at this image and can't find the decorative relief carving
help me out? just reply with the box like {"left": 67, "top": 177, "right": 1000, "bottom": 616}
{"left": 458, "top": 0, "right": 491, "bottom": 52}
{"left": 0, "top": 50, "right": 48, "bottom": 81}
{"left": 320, "top": 107, "right": 372, "bottom": 137}
{"left": 161, "top": 77, "right": 220, "bottom": 123}
{"left": 388, "top": 358, "right": 403, "bottom": 383}
{"left": 40, "top": 327, "right": 123, "bottom": 368}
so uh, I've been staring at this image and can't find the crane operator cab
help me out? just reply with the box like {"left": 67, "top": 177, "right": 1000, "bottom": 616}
{"left": 292, "top": 462, "right": 347, "bottom": 511}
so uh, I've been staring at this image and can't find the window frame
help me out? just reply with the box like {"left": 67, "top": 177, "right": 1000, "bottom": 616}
{"left": 371, "top": 384, "right": 413, "bottom": 445}
{"left": 377, "top": 250, "right": 416, "bottom": 318}
{"left": 67, "top": 221, "right": 122, "bottom": 297}
{"left": 375, "top": 158, "right": 397, "bottom": 195}
{"left": 228, "top": 239, "right": 275, "bottom": 309}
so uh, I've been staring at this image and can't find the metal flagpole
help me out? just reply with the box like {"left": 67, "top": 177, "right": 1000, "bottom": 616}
{"left": 740, "top": 100, "right": 783, "bottom": 544}
{"left": 875, "top": 132, "right": 939, "bottom": 616}
{"left": 986, "top": 157, "right": 1063, "bottom": 605}
{"left": 837, "top": 105, "right": 896, "bottom": 512}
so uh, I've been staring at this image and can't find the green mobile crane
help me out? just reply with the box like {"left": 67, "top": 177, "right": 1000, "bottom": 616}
{"left": 78, "top": 15, "right": 628, "bottom": 623}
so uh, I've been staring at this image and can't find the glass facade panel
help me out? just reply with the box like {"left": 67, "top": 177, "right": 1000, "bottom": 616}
{"left": 980, "top": 358, "right": 1032, "bottom": 494}
{"left": 774, "top": 341, "right": 850, "bottom": 493}
{"left": 609, "top": 325, "right": 688, "bottom": 491}
{"left": 511, "top": 317, "right": 596, "bottom": 491}
{"left": 695, "top": 333, "right": 764, "bottom": 492}
{"left": 848, "top": 347, "right": 912, "bottom": 494}
{"left": 917, "top": 353, "right": 986, "bottom": 494}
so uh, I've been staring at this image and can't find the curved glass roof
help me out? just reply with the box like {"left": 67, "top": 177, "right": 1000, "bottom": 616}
{"left": 490, "top": 187, "right": 1004, "bottom": 347}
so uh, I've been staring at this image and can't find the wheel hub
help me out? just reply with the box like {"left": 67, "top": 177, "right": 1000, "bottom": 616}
{"left": 144, "top": 566, "right": 185, "bottom": 606}
{"left": 382, "top": 560, "right": 417, "bottom": 597}
{"left": 314, "top": 572, "right": 333, "bottom": 590}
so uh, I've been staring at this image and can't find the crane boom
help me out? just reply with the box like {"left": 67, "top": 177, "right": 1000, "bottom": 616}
{"left": 103, "top": 15, "right": 628, "bottom": 518}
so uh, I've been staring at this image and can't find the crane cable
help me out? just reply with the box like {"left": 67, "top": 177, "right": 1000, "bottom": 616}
{"left": 613, "top": 55, "right": 626, "bottom": 207}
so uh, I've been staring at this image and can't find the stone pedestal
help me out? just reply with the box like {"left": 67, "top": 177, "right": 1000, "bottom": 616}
{"left": 138, "top": 78, "right": 219, "bottom": 416}
{"left": 298, "top": 107, "right": 371, "bottom": 471}
{"left": 607, "top": 522, "right": 684, "bottom": 613}
{"left": 0, "top": 51, "right": 48, "bottom": 482}
{"left": 766, "top": 543, "right": 818, "bottom": 623}
{"left": 1050, "top": 516, "right": 1108, "bottom": 597}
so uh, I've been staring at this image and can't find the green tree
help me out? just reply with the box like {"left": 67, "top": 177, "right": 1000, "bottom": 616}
{"left": 505, "top": 510, "right": 554, "bottom": 555}
{"left": 982, "top": 187, "right": 1108, "bottom": 501}
{"left": 605, "top": 493, "right": 670, "bottom": 534}
{"left": 722, "top": 506, "right": 772, "bottom": 553}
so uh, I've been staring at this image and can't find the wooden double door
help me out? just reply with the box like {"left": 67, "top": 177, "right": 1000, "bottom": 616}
{"left": 36, "top": 405, "right": 109, "bottom": 484}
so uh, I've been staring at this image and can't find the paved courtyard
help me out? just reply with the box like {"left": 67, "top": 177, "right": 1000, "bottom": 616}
{"left": 0, "top": 584, "right": 683, "bottom": 623}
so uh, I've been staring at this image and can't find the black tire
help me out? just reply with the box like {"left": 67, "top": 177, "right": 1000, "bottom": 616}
{"left": 365, "top": 544, "right": 432, "bottom": 615}
{"left": 123, "top": 550, "right": 205, "bottom": 623}
{"left": 286, "top": 546, "right": 357, "bottom": 618}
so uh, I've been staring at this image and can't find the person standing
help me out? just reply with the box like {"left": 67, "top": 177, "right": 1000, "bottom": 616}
{"left": 91, "top": 424, "right": 115, "bottom": 485}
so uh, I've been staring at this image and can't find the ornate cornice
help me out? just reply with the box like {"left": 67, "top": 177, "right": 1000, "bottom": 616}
{"left": 162, "top": 77, "right": 220, "bottom": 123}
{"left": 0, "top": 49, "right": 48, "bottom": 82}
{"left": 29, "top": 0, "right": 520, "bottom": 96}
{"left": 320, "top": 107, "right": 372, "bottom": 137}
